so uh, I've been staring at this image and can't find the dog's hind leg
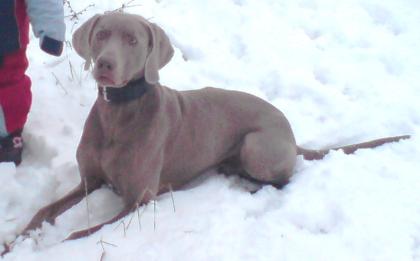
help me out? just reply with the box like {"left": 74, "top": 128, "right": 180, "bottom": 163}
{"left": 239, "top": 130, "right": 297, "bottom": 188}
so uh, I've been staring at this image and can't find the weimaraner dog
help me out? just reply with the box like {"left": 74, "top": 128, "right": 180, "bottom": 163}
{"left": 17, "top": 12, "right": 409, "bottom": 242}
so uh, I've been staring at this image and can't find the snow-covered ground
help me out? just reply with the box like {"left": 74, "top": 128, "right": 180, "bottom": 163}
{"left": 1, "top": 0, "right": 420, "bottom": 260}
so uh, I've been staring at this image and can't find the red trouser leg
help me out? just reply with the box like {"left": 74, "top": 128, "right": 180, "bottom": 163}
{"left": 0, "top": 48, "right": 32, "bottom": 137}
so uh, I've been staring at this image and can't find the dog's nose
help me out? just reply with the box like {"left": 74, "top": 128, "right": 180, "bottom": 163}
{"left": 97, "top": 57, "right": 115, "bottom": 72}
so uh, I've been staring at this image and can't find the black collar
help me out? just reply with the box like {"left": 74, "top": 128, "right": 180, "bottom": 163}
{"left": 98, "top": 78, "right": 152, "bottom": 103}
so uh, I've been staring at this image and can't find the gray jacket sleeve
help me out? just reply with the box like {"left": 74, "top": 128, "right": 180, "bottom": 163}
{"left": 25, "top": 0, "right": 66, "bottom": 55}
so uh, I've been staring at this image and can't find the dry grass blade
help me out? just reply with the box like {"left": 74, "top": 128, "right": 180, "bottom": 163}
{"left": 153, "top": 200, "right": 157, "bottom": 231}
{"left": 84, "top": 177, "right": 91, "bottom": 235}
{"left": 168, "top": 184, "right": 176, "bottom": 213}
{"left": 99, "top": 251, "right": 106, "bottom": 261}
{"left": 126, "top": 203, "right": 145, "bottom": 232}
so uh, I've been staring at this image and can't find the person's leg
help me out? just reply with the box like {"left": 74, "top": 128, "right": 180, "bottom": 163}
{"left": 0, "top": 48, "right": 32, "bottom": 165}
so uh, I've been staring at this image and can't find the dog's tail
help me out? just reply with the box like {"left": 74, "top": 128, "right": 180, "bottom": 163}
{"left": 297, "top": 135, "right": 410, "bottom": 160}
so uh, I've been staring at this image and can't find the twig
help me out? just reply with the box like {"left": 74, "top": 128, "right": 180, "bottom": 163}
{"left": 113, "top": 0, "right": 142, "bottom": 12}
{"left": 96, "top": 238, "right": 117, "bottom": 261}
{"left": 64, "top": 0, "right": 95, "bottom": 21}
{"left": 97, "top": 238, "right": 118, "bottom": 250}
{"left": 51, "top": 72, "right": 67, "bottom": 95}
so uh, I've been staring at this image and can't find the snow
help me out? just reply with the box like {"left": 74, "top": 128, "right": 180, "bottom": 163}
{"left": 1, "top": 0, "right": 420, "bottom": 260}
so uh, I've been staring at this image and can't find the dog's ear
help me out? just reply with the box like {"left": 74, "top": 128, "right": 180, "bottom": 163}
{"left": 144, "top": 22, "right": 174, "bottom": 84}
{"left": 72, "top": 14, "right": 102, "bottom": 70}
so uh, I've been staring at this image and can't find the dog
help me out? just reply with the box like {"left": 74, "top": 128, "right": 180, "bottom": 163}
{"left": 18, "top": 12, "right": 409, "bottom": 242}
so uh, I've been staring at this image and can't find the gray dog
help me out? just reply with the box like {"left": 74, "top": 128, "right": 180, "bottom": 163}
{"left": 19, "top": 12, "right": 409, "bottom": 241}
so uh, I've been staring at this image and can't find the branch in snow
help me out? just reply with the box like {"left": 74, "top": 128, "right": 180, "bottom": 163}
{"left": 64, "top": 0, "right": 95, "bottom": 21}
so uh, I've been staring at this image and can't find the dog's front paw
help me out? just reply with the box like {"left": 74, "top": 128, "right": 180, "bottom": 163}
{"left": 23, "top": 207, "right": 56, "bottom": 234}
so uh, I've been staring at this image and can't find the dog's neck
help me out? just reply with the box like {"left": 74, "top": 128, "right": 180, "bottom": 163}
{"left": 98, "top": 78, "right": 152, "bottom": 103}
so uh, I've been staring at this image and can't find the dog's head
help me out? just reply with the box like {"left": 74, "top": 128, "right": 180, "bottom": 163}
{"left": 72, "top": 12, "right": 174, "bottom": 87}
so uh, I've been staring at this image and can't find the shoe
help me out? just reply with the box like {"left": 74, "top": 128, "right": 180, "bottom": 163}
{"left": 0, "top": 130, "right": 23, "bottom": 166}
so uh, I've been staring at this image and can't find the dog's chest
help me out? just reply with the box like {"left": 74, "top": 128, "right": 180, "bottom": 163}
{"left": 98, "top": 141, "right": 136, "bottom": 193}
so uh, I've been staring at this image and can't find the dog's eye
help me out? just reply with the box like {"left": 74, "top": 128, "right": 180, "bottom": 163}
{"left": 96, "top": 30, "right": 110, "bottom": 41}
{"left": 128, "top": 36, "right": 137, "bottom": 45}
{"left": 127, "top": 35, "right": 138, "bottom": 46}
{"left": 129, "top": 37, "right": 137, "bottom": 45}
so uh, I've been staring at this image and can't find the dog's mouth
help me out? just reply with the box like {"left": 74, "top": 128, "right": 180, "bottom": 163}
{"left": 95, "top": 74, "right": 130, "bottom": 88}
{"left": 96, "top": 75, "right": 116, "bottom": 87}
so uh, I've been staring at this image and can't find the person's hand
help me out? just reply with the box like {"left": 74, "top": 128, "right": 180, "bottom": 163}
{"left": 40, "top": 36, "right": 63, "bottom": 56}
